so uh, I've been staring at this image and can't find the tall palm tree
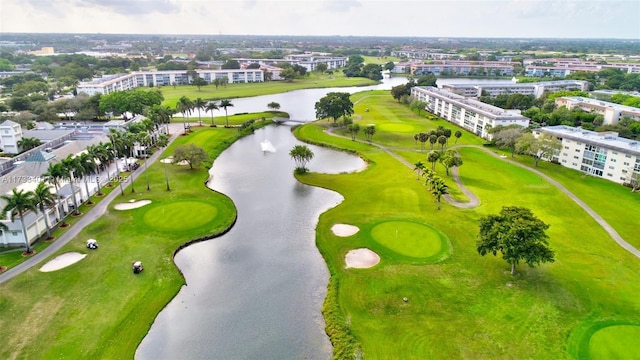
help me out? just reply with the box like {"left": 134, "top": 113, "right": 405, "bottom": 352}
{"left": 176, "top": 96, "right": 194, "bottom": 121}
{"left": 44, "top": 162, "right": 65, "bottom": 221}
{"left": 124, "top": 132, "right": 137, "bottom": 193}
{"left": 206, "top": 101, "right": 219, "bottom": 126}
{"left": 17, "top": 137, "right": 42, "bottom": 152}
{"left": 32, "top": 182, "right": 56, "bottom": 239}
{"left": 193, "top": 97, "right": 207, "bottom": 125}
{"left": 108, "top": 129, "right": 126, "bottom": 196}
{"left": 219, "top": 99, "right": 234, "bottom": 127}
{"left": 431, "top": 177, "right": 448, "bottom": 210}
{"left": 61, "top": 155, "right": 81, "bottom": 215}
{"left": 77, "top": 152, "right": 97, "bottom": 204}
{"left": 1, "top": 189, "right": 36, "bottom": 253}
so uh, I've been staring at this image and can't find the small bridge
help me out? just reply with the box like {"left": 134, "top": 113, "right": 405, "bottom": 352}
{"left": 273, "top": 117, "right": 309, "bottom": 124}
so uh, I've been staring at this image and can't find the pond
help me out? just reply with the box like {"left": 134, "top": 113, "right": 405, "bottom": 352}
{"left": 136, "top": 125, "right": 365, "bottom": 360}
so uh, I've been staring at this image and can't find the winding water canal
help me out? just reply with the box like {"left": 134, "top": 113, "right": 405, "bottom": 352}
{"left": 136, "top": 76, "right": 513, "bottom": 359}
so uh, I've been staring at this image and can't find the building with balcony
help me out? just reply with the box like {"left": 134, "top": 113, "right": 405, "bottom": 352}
{"left": 534, "top": 125, "right": 640, "bottom": 185}
{"left": 555, "top": 97, "right": 640, "bottom": 125}
{"left": 440, "top": 80, "right": 590, "bottom": 99}
{"left": 411, "top": 86, "right": 530, "bottom": 139}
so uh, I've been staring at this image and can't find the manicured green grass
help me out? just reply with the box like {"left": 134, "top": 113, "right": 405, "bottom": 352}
{"left": 294, "top": 100, "right": 640, "bottom": 359}
{"left": 174, "top": 111, "right": 288, "bottom": 126}
{"left": 362, "top": 55, "right": 401, "bottom": 65}
{"left": 370, "top": 220, "right": 448, "bottom": 261}
{"left": 160, "top": 72, "right": 377, "bottom": 107}
{"left": 588, "top": 325, "right": 640, "bottom": 359}
{"left": 0, "top": 118, "right": 274, "bottom": 359}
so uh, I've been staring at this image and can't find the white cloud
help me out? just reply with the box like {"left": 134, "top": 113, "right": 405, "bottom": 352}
{"left": 1, "top": 0, "right": 638, "bottom": 38}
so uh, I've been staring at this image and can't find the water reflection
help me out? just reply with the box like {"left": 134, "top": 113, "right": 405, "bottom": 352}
{"left": 137, "top": 125, "right": 364, "bottom": 360}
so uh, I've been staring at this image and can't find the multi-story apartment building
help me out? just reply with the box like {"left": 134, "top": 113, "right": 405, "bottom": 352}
{"left": 441, "top": 80, "right": 590, "bottom": 99}
{"left": 282, "top": 54, "right": 347, "bottom": 72}
{"left": 534, "top": 125, "right": 640, "bottom": 185}
{"left": 411, "top": 86, "right": 530, "bottom": 139}
{"left": 411, "top": 62, "right": 514, "bottom": 77}
{"left": 77, "top": 69, "right": 265, "bottom": 95}
{"left": 525, "top": 62, "right": 640, "bottom": 77}
{"left": 555, "top": 97, "right": 640, "bottom": 125}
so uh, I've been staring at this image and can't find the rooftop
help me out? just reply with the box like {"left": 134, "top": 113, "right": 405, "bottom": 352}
{"left": 538, "top": 125, "right": 640, "bottom": 157}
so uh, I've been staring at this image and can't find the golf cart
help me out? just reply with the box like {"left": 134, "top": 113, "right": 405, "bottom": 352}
{"left": 86, "top": 239, "right": 98, "bottom": 250}
{"left": 132, "top": 261, "right": 144, "bottom": 274}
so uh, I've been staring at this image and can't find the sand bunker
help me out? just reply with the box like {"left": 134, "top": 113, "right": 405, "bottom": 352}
{"left": 331, "top": 224, "right": 360, "bottom": 237}
{"left": 160, "top": 156, "right": 174, "bottom": 164}
{"left": 114, "top": 200, "right": 152, "bottom": 210}
{"left": 40, "top": 252, "right": 87, "bottom": 272}
{"left": 345, "top": 248, "right": 380, "bottom": 269}
{"left": 175, "top": 160, "right": 189, "bottom": 166}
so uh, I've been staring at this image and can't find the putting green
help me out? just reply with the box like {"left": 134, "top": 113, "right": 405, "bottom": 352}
{"left": 370, "top": 221, "right": 447, "bottom": 259}
{"left": 376, "top": 123, "right": 416, "bottom": 133}
{"left": 588, "top": 325, "right": 640, "bottom": 359}
{"left": 143, "top": 201, "right": 218, "bottom": 232}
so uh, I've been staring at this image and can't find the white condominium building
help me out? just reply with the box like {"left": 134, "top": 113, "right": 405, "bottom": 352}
{"left": 555, "top": 97, "right": 640, "bottom": 125}
{"left": 411, "top": 86, "right": 530, "bottom": 139}
{"left": 441, "top": 80, "right": 590, "bottom": 99}
{"left": 535, "top": 125, "right": 640, "bottom": 185}
{"left": 77, "top": 69, "right": 265, "bottom": 95}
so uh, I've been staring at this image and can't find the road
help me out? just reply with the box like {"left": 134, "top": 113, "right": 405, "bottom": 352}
{"left": 0, "top": 124, "right": 183, "bottom": 285}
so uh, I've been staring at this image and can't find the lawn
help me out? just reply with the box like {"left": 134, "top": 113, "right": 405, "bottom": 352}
{"left": 293, "top": 94, "right": 640, "bottom": 358}
{"left": 160, "top": 72, "right": 377, "bottom": 107}
{"left": 0, "top": 118, "right": 274, "bottom": 359}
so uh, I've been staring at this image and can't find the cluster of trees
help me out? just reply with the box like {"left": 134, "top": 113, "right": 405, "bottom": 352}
{"left": 175, "top": 96, "right": 234, "bottom": 127}
{"left": 345, "top": 123, "right": 376, "bottom": 142}
{"left": 99, "top": 89, "right": 164, "bottom": 118}
{"left": 390, "top": 75, "right": 437, "bottom": 103}
{"left": 413, "top": 162, "right": 449, "bottom": 210}
{"left": 342, "top": 55, "right": 382, "bottom": 81}
{"left": 279, "top": 63, "right": 309, "bottom": 82}
{"left": 490, "top": 125, "right": 562, "bottom": 167}
{"left": 315, "top": 92, "right": 354, "bottom": 123}
{"left": 413, "top": 126, "right": 460, "bottom": 152}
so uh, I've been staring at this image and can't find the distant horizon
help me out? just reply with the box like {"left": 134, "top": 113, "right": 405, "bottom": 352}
{"left": 1, "top": 32, "right": 638, "bottom": 42}
{"left": 2, "top": 0, "right": 638, "bottom": 40}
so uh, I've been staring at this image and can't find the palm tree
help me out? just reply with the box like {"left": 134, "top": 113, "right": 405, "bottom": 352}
{"left": 108, "top": 129, "right": 126, "bottom": 196}
{"left": 1, "top": 189, "right": 36, "bottom": 253}
{"left": 413, "top": 161, "right": 426, "bottom": 180}
{"left": 124, "top": 132, "right": 137, "bottom": 193}
{"left": 77, "top": 152, "right": 97, "bottom": 204}
{"left": 454, "top": 130, "right": 463, "bottom": 144}
{"left": 17, "top": 137, "right": 42, "bottom": 152}
{"left": 427, "top": 150, "right": 440, "bottom": 170}
{"left": 193, "top": 97, "right": 207, "bottom": 126}
{"left": 176, "top": 96, "right": 194, "bottom": 121}
{"left": 32, "top": 182, "right": 56, "bottom": 239}
{"left": 206, "top": 101, "right": 219, "bottom": 126}
{"left": 61, "top": 155, "right": 82, "bottom": 215}
{"left": 44, "top": 162, "right": 65, "bottom": 221}
{"left": 219, "top": 99, "right": 234, "bottom": 127}
{"left": 431, "top": 177, "right": 448, "bottom": 210}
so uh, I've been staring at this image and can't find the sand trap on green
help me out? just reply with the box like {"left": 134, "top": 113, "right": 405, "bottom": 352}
{"left": 331, "top": 224, "right": 360, "bottom": 237}
{"left": 40, "top": 252, "right": 87, "bottom": 272}
{"left": 371, "top": 221, "right": 445, "bottom": 258}
{"left": 588, "top": 325, "right": 640, "bottom": 359}
{"left": 143, "top": 201, "right": 218, "bottom": 232}
{"left": 345, "top": 248, "right": 380, "bottom": 269}
{"left": 114, "top": 200, "right": 152, "bottom": 210}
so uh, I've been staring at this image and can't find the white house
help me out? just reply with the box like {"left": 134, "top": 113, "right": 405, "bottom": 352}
{"left": 555, "top": 97, "right": 640, "bottom": 125}
{"left": 0, "top": 120, "right": 23, "bottom": 154}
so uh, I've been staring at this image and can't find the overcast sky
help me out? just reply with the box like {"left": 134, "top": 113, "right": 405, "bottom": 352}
{"left": 1, "top": 0, "right": 639, "bottom": 39}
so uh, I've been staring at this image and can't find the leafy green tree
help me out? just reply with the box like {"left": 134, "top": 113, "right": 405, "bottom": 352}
{"left": 515, "top": 133, "right": 562, "bottom": 167}
{"left": 347, "top": 123, "right": 360, "bottom": 140}
{"left": 492, "top": 126, "right": 525, "bottom": 157}
{"left": 383, "top": 61, "right": 395, "bottom": 72}
{"left": 427, "top": 150, "right": 440, "bottom": 170}
{"left": 220, "top": 99, "right": 234, "bottom": 127}
{"left": 429, "top": 134, "right": 438, "bottom": 150}
{"left": 391, "top": 84, "right": 409, "bottom": 102}
{"left": 173, "top": 144, "right": 209, "bottom": 170}
{"left": 17, "top": 137, "right": 41, "bottom": 152}
{"left": 1, "top": 189, "right": 36, "bottom": 254}
{"left": 477, "top": 206, "right": 555, "bottom": 275}
{"left": 363, "top": 125, "right": 376, "bottom": 141}
{"left": 315, "top": 92, "right": 354, "bottom": 123}
{"left": 289, "top": 145, "right": 314, "bottom": 173}
{"left": 437, "top": 135, "right": 448, "bottom": 151}
{"left": 454, "top": 130, "right": 463, "bottom": 144}
{"left": 221, "top": 60, "right": 241, "bottom": 69}
{"left": 409, "top": 98, "right": 427, "bottom": 116}
{"left": 418, "top": 132, "right": 429, "bottom": 152}
{"left": 267, "top": 102, "right": 281, "bottom": 111}
{"left": 316, "top": 62, "right": 328, "bottom": 73}
{"left": 280, "top": 67, "right": 297, "bottom": 82}
{"left": 192, "top": 77, "right": 207, "bottom": 91}
{"left": 440, "top": 150, "right": 463, "bottom": 176}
